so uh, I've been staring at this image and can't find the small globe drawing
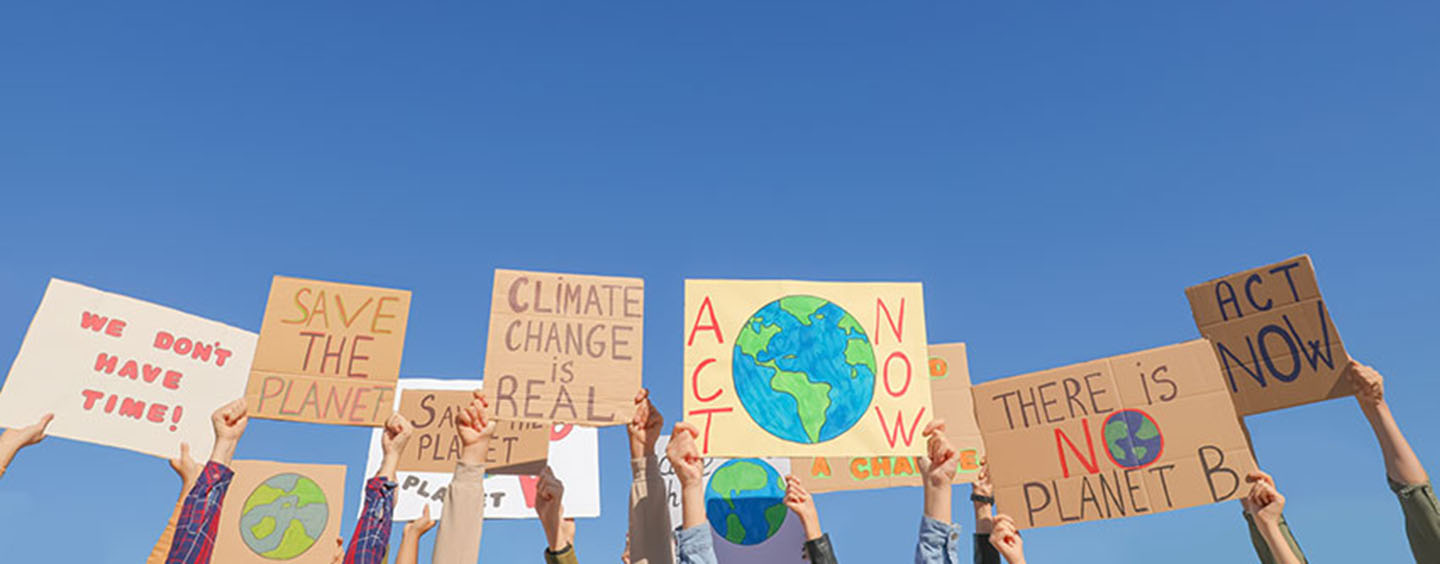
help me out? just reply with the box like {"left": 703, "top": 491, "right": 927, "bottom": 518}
{"left": 732, "top": 295, "right": 876, "bottom": 444}
{"left": 1103, "top": 409, "right": 1164, "bottom": 469}
{"left": 704, "top": 459, "right": 788, "bottom": 546}
{"left": 239, "top": 473, "right": 329, "bottom": 560}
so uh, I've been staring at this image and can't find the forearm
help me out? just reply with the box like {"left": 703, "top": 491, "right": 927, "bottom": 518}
{"left": 682, "top": 485, "right": 706, "bottom": 530}
{"left": 434, "top": 462, "right": 486, "bottom": 564}
{"left": 923, "top": 485, "right": 951, "bottom": 523}
{"left": 208, "top": 438, "right": 237, "bottom": 467}
{"left": 628, "top": 456, "right": 676, "bottom": 564}
{"left": 0, "top": 443, "right": 17, "bottom": 478}
{"left": 343, "top": 477, "right": 397, "bottom": 564}
{"left": 1258, "top": 521, "right": 1303, "bottom": 564}
{"left": 396, "top": 531, "right": 422, "bottom": 564}
{"left": 146, "top": 494, "right": 188, "bottom": 564}
{"left": 973, "top": 502, "right": 994, "bottom": 534}
{"left": 164, "top": 462, "right": 235, "bottom": 564}
{"left": 1363, "top": 402, "right": 1429, "bottom": 485}
{"left": 1246, "top": 514, "right": 1306, "bottom": 564}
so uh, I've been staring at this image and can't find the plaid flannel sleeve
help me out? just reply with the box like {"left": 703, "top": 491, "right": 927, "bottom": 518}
{"left": 343, "top": 477, "right": 398, "bottom": 564}
{"left": 164, "top": 462, "right": 235, "bottom": 564}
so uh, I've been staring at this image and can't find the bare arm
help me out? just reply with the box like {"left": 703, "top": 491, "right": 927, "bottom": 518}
{"left": 1350, "top": 361, "right": 1429, "bottom": 485}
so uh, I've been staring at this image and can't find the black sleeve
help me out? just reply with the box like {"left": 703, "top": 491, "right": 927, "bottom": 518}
{"left": 803, "top": 532, "right": 839, "bottom": 564}
{"left": 974, "top": 533, "right": 1001, "bottom": 564}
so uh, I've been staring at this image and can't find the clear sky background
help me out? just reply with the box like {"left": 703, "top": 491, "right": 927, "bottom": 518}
{"left": 1, "top": 1, "right": 1438, "bottom": 562}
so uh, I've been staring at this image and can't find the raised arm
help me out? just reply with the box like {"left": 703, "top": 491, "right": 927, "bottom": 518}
{"left": 1243, "top": 471, "right": 1304, "bottom": 564}
{"left": 396, "top": 505, "right": 436, "bottom": 564}
{"left": 147, "top": 442, "right": 202, "bottom": 564}
{"left": 165, "top": 399, "right": 248, "bottom": 564}
{"left": 343, "top": 413, "right": 412, "bottom": 564}
{"left": 0, "top": 413, "right": 52, "bottom": 481}
{"left": 915, "top": 420, "right": 961, "bottom": 564}
{"left": 627, "top": 388, "right": 675, "bottom": 564}
{"left": 536, "top": 466, "right": 577, "bottom": 564}
{"left": 784, "top": 475, "right": 837, "bottom": 563}
{"left": 1348, "top": 360, "right": 1439, "bottom": 561}
{"left": 971, "top": 459, "right": 1002, "bottom": 564}
{"left": 667, "top": 421, "right": 717, "bottom": 564}
{"left": 988, "top": 515, "right": 1026, "bottom": 564}
{"left": 433, "top": 390, "right": 495, "bottom": 564}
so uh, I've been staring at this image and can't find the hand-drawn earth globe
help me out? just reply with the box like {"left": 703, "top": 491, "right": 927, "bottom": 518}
{"left": 239, "top": 473, "right": 329, "bottom": 559}
{"left": 704, "top": 458, "right": 788, "bottom": 546}
{"left": 732, "top": 295, "right": 876, "bottom": 444}
{"left": 1103, "top": 409, "right": 1164, "bottom": 468}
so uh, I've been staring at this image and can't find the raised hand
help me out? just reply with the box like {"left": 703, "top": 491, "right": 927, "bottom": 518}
{"left": 917, "top": 419, "right": 957, "bottom": 522}
{"left": 209, "top": 399, "right": 248, "bottom": 465}
{"left": 535, "top": 466, "right": 568, "bottom": 551}
{"left": 0, "top": 413, "right": 54, "bottom": 478}
{"left": 628, "top": 388, "right": 664, "bottom": 459}
{"left": 1242, "top": 471, "right": 1286, "bottom": 526}
{"left": 1346, "top": 360, "right": 1385, "bottom": 409}
{"left": 784, "top": 475, "right": 823, "bottom": 541}
{"left": 989, "top": 514, "right": 1026, "bottom": 564}
{"left": 168, "top": 441, "right": 203, "bottom": 489}
{"left": 972, "top": 456, "right": 995, "bottom": 534}
{"left": 378, "top": 413, "right": 415, "bottom": 479}
{"left": 456, "top": 390, "right": 496, "bottom": 466}
{"left": 404, "top": 504, "right": 437, "bottom": 538}
{"left": 666, "top": 421, "right": 708, "bottom": 529}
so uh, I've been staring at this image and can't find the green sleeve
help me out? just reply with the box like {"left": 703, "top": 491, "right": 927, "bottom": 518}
{"left": 544, "top": 543, "right": 580, "bottom": 564}
{"left": 1245, "top": 513, "right": 1307, "bottom": 564}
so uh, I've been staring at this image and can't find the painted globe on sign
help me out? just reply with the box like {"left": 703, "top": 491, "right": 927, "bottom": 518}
{"left": 1103, "top": 410, "right": 1164, "bottom": 468}
{"left": 703, "top": 459, "right": 788, "bottom": 546}
{"left": 239, "top": 473, "right": 330, "bottom": 560}
{"left": 732, "top": 295, "right": 876, "bottom": 444}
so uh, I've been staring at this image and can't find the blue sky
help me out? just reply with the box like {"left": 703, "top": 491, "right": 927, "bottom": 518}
{"left": 1, "top": 1, "right": 1437, "bottom": 562}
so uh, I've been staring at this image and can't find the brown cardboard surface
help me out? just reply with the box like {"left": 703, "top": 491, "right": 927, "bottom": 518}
{"left": 1185, "top": 255, "right": 1351, "bottom": 415}
{"left": 246, "top": 276, "right": 410, "bottom": 426}
{"left": 396, "top": 388, "right": 549, "bottom": 473}
{"left": 796, "top": 343, "right": 985, "bottom": 492}
{"left": 973, "top": 340, "right": 1256, "bottom": 529}
{"left": 213, "top": 460, "right": 347, "bottom": 564}
{"left": 482, "top": 269, "right": 643, "bottom": 427}
{"left": 683, "top": 280, "right": 932, "bottom": 457}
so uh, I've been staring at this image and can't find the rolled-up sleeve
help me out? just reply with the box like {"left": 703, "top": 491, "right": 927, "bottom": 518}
{"left": 165, "top": 462, "right": 234, "bottom": 564}
{"left": 675, "top": 525, "right": 717, "bottom": 564}
{"left": 344, "top": 477, "right": 397, "bottom": 564}
{"left": 914, "top": 516, "right": 961, "bottom": 564}
{"left": 629, "top": 455, "right": 676, "bottom": 564}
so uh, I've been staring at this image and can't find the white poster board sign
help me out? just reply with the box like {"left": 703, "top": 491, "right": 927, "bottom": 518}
{"left": 364, "top": 378, "right": 600, "bottom": 520}
{"left": 0, "top": 279, "right": 255, "bottom": 460}
{"left": 655, "top": 436, "right": 807, "bottom": 563}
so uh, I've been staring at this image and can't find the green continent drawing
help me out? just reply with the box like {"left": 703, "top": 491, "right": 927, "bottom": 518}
{"left": 239, "top": 473, "right": 329, "bottom": 559}
{"left": 732, "top": 296, "right": 876, "bottom": 444}
{"left": 703, "top": 459, "right": 788, "bottom": 545}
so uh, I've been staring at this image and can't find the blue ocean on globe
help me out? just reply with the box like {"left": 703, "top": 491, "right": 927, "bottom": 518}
{"left": 703, "top": 458, "right": 788, "bottom": 546}
{"left": 1103, "top": 409, "right": 1164, "bottom": 468}
{"left": 732, "top": 295, "right": 877, "bottom": 444}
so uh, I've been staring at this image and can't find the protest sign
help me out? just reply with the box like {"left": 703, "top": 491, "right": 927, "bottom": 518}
{"left": 368, "top": 392, "right": 600, "bottom": 521}
{"left": 0, "top": 279, "right": 255, "bottom": 460}
{"left": 795, "top": 342, "right": 985, "bottom": 492}
{"left": 656, "top": 436, "right": 806, "bottom": 563}
{"left": 973, "top": 340, "right": 1256, "bottom": 529}
{"left": 213, "top": 460, "right": 346, "bottom": 564}
{"left": 247, "top": 276, "right": 410, "bottom": 427}
{"left": 388, "top": 379, "right": 550, "bottom": 474}
{"left": 684, "top": 280, "right": 932, "bottom": 458}
{"left": 483, "top": 269, "right": 643, "bottom": 427}
{"left": 1186, "top": 255, "right": 1350, "bottom": 415}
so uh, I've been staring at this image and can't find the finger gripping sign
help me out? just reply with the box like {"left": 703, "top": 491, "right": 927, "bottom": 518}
{"left": 684, "top": 280, "right": 932, "bottom": 457}
{"left": 1185, "top": 255, "right": 1351, "bottom": 416}
{"left": 246, "top": 276, "right": 411, "bottom": 427}
{"left": 483, "top": 269, "right": 644, "bottom": 427}
{"left": 0, "top": 279, "right": 255, "bottom": 460}
{"left": 213, "top": 460, "right": 346, "bottom": 564}
{"left": 972, "top": 340, "right": 1256, "bottom": 529}
{"left": 794, "top": 342, "right": 985, "bottom": 492}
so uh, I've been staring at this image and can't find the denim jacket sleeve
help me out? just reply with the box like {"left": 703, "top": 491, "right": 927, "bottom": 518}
{"left": 914, "top": 516, "right": 961, "bottom": 564}
{"left": 675, "top": 525, "right": 718, "bottom": 564}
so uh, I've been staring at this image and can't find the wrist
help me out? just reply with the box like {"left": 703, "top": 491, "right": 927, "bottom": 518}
{"left": 460, "top": 442, "right": 488, "bottom": 467}
{"left": 210, "top": 439, "right": 237, "bottom": 465}
{"left": 801, "top": 517, "right": 823, "bottom": 541}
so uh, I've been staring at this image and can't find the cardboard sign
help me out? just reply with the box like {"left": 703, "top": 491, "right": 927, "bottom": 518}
{"left": 1186, "top": 255, "right": 1350, "bottom": 415}
{"left": 795, "top": 342, "right": 986, "bottom": 492}
{"left": 367, "top": 382, "right": 600, "bottom": 521}
{"left": 483, "top": 269, "right": 643, "bottom": 427}
{"left": 655, "top": 436, "right": 806, "bottom": 563}
{"left": 0, "top": 279, "right": 255, "bottom": 460}
{"left": 247, "top": 276, "right": 410, "bottom": 427}
{"left": 214, "top": 460, "right": 346, "bottom": 564}
{"left": 973, "top": 340, "right": 1257, "bottom": 529}
{"left": 684, "top": 280, "right": 932, "bottom": 458}
{"left": 388, "top": 379, "right": 550, "bottom": 474}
